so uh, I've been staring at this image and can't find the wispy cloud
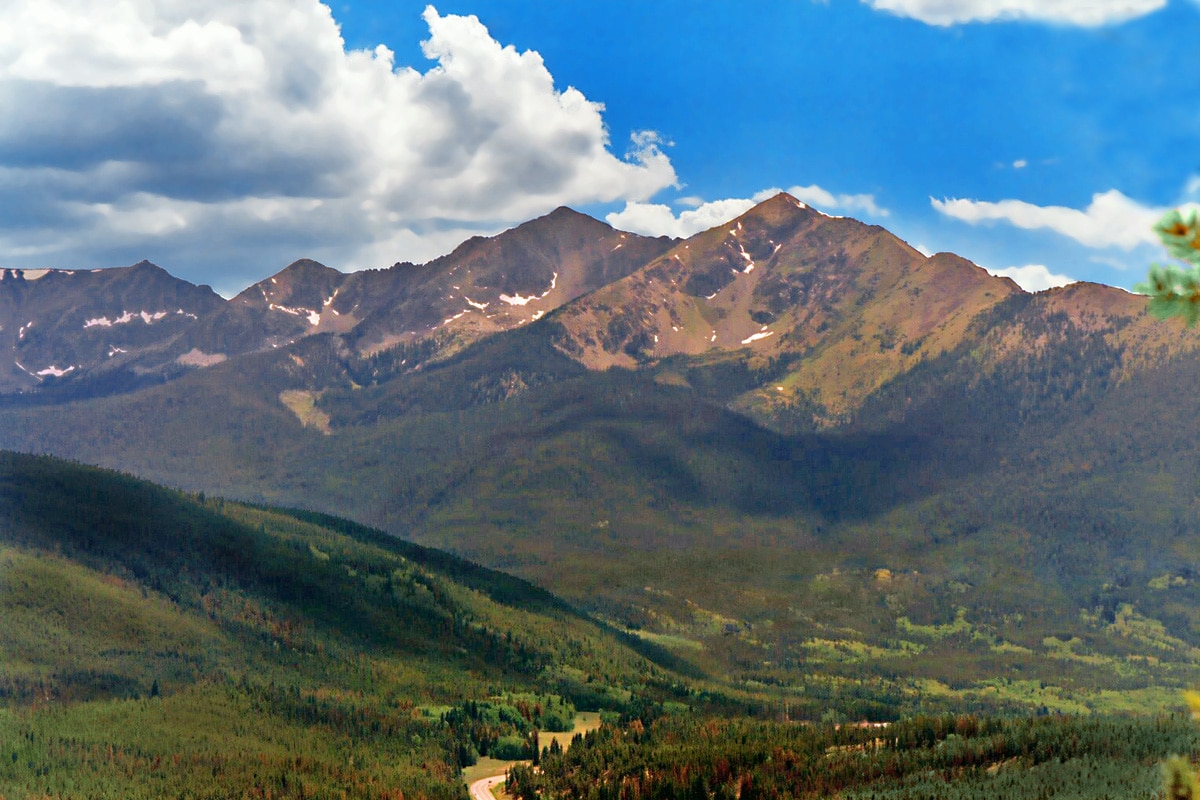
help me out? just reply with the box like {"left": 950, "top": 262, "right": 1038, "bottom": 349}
{"left": 861, "top": 0, "right": 1167, "bottom": 26}
{"left": 931, "top": 190, "right": 1163, "bottom": 250}
{"left": 785, "top": 184, "right": 889, "bottom": 218}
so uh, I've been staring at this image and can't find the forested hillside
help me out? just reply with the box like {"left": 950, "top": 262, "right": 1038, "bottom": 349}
{"left": 0, "top": 452, "right": 697, "bottom": 798}
{"left": 508, "top": 712, "right": 1200, "bottom": 800}
{"left": 5, "top": 196, "right": 1200, "bottom": 723}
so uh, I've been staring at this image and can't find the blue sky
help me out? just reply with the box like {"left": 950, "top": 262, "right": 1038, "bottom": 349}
{"left": 0, "top": 1, "right": 1197, "bottom": 295}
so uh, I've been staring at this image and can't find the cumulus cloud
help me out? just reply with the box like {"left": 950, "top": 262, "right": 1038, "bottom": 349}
{"left": 607, "top": 197, "right": 758, "bottom": 238}
{"left": 985, "top": 264, "right": 1077, "bottom": 292}
{"left": 861, "top": 0, "right": 1167, "bottom": 26}
{"left": 607, "top": 184, "right": 888, "bottom": 238}
{"left": 931, "top": 190, "right": 1164, "bottom": 251}
{"left": 0, "top": 2, "right": 677, "bottom": 293}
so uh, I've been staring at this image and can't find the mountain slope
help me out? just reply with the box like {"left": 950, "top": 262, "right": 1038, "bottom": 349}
{"left": 0, "top": 261, "right": 225, "bottom": 395}
{"left": 7, "top": 322, "right": 1200, "bottom": 718}
{"left": 345, "top": 206, "right": 676, "bottom": 356}
{"left": 0, "top": 451, "right": 697, "bottom": 797}
{"left": 551, "top": 193, "right": 1022, "bottom": 425}
{"left": 6, "top": 194, "right": 1200, "bottom": 720}
{"left": 0, "top": 209, "right": 675, "bottom": 401}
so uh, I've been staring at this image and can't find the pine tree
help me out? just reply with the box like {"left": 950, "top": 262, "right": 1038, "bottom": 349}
{"left": 1136, "top": 208, "right": 1200, "bottom": 324}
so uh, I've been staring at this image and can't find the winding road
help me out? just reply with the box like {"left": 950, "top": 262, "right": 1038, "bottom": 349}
{"left": 463, "top": 713, "right": 600, "bottom": 800}
{"left": 468, "top": 772, "right": 509, "bottom": 800}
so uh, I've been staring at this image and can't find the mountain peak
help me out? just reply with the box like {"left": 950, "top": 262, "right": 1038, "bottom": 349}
{"left": 125, "top": 259, "right": 170, "bottom": 276}
{"left": 691, "top": 192, "right": 819, "bottom": 248}
{"left": 757, "top": 191, "right": 809, "bottom": 212}
{"left": 1034, "top": 279, "right": 1147, "bottom": 327}
{"left": 516, "top": 205, "right": 614, "bottom": 238}
{"left": 545, "top": 205, "right": 592, "bottom": 221}
{"left": 734, "top": 192, "right": 816, "bottom": 226}
{"left": 240, "top": 259, "right": 342, "bottom": 292}
{"left": 228, "top": 259, "right": 346, "bottom": 312}
{"left": 275, "top": 258, "right": 341, "bottom": 279}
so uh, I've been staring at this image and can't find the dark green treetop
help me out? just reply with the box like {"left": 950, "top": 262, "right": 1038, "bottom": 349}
{"left": 1136, "top": 208, "right": 1200, "bottom": 324}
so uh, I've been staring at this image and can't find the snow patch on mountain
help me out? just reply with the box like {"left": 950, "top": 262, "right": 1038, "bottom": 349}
{"left": 500, "top": 272, "right": 558, "bottom": 306}
{"left": 737, "top": 243, "right": 755, "bottom": 273}
{"left": 0, "top": 268, "right": 52, "bottom": 281}
{"left": 83, "top": 310, "right": 169, "bottom": 328}
{"left": 741, "top": 331, "right": 775, "bottom": 344}
{"left": 177, "top": 349, "right": 227, "bottom": 367}
{"left": 267, "top": 303, "right": 321, "bottom": 325}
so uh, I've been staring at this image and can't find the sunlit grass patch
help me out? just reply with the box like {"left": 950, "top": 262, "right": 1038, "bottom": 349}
{"left": 801, "top": 637, "right": 924, "bottom": 664}
{"left": 896, "top": 607, "right": 972, "bottom": 640}
{"left": 627, "top": 629, "right": 705, "bottom": 651}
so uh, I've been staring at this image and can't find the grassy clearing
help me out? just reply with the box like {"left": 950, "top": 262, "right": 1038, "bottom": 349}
{"left": 461, "top": 711, "right": 605, "bottom": 786}
{"left": 279, "top": 389, "right": 332, "bottom": 434}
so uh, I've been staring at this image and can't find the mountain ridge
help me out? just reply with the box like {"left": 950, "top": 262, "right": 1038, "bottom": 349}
{"left": 7, "top": 193, "right": 1200, "bottom": 713}
{"left": 5, "top": 191, "right": 1197, "bottom": 435}
{"left": 0, "top": 206, "right": 676, "bottom": 396}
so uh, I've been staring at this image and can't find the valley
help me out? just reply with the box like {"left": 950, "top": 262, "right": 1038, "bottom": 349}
{"left": 4, "top": 195, "right": 1200, "bottom": 796}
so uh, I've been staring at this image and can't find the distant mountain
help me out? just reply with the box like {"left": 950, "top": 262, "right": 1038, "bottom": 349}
{"left": 549, "top": 193, "right": 1192, "bottom": 431}
{"left": 343, "top": 206, "right": 676, "bottom": 356}
{"left": 6, "top": 193, "right": 1200, "bottom": 717}
{"left": 0, "top": 209, "right": 673, "bottom": 400}
{"left": 0, "top": 260, "right": 224, "bottom": 394}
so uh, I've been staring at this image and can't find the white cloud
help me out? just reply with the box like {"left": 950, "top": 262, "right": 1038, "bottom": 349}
{"left": 861, "top": 0, "right": 1167, "bottom": 26}
{"left": 931, "top": 190, "right": 1164, "bottom": 250}
{"left": 607, "top": 197, "right": 758, "bottom": 238}
{"left": 607, "top": 183, "right": 888, "bottom": 238}
{"left": 784, "top": 184, "right": 889, "bottom": 218}
{"left": 986, "top": 264, "right": 1077, "bottom": 292}
{"left": 0, "top": 2, "right": 677, "bottom": 290}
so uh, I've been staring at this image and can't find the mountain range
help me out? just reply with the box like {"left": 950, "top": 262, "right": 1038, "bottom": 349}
{"left": 4, "top": 193, "right": 1191, "bottom": 428}
{"left": 0, "top": 206, "right": 673, "bottom": 397}
{"left": 5, "top": 192, "right": 1200, "bottom": 716}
